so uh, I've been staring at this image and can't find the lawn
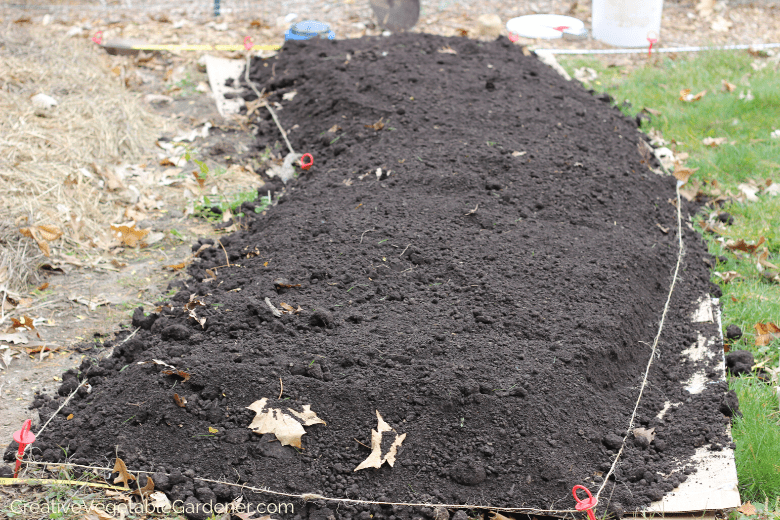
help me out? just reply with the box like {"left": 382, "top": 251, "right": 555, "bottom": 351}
{"left": 558, "top": 49, "right": 780, "bottom": 504}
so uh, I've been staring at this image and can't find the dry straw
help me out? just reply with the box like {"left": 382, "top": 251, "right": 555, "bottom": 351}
{"left": 0, "top": 23, "right": 165, "bottom": 293}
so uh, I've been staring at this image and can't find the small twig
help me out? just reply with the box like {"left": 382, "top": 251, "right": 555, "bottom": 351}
{"left": 278, "top": 377, "right": 283, "bottom": 399}
{"left": 465, "top": 203, "right": 479, "bottom": 216}
{"left": 359, "top": 229, "right": 375, "bottom": 244}
{"left": 216, "top": 239, "right": 231, "bottom": 267}
{"left": 245, "top": 53, "right": 294, "bottom": 155}
{"left": 354, "top": 438, "right": 370, "bottom": 449}
{"left": 399, "top": 244, "right": 412, "bottom": 257}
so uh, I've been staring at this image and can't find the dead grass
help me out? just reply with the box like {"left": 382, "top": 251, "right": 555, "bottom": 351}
{"left": 0, "top": 22, "right": 167, "bottom": 294}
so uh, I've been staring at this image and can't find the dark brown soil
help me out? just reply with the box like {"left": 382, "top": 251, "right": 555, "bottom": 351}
{"left": 14, "top": 33, "right": 736, "bottom": 519}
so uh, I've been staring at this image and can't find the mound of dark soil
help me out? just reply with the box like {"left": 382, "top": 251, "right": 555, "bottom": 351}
{"left": 19, "top": 34, "right": 734, "bottom": 518}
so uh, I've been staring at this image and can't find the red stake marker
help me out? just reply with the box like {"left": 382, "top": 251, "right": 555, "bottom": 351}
{"left": 573, "top": 485, "right": 597, "bottom": 520}
{"left": 244, "top": 36, "right": 254, "bottom": 51}
{"left": 552, "top": 25, "right": 570, "bottom": 32}
{"left": 13, "top": 419, "right": 36, "bottom": 478}
{"left": 647, "top": 37, "right": 658, "bottom": 58}
{"left": 300, "top": 153, "right": 313, "bottom": 171}
{"left": 92, "top": 30, "right": 103, "bottom": 45}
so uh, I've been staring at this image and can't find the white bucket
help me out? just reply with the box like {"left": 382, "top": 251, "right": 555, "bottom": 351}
{"left": 592, "top": 0, "right": 664, "bottom": 47}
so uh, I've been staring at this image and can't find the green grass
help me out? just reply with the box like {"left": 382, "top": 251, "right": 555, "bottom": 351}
{"left": 559, "top": 50, "right": 780, "bottom": 503}
{"left": 731, "top": 376, "right": 780, "bottom": 502}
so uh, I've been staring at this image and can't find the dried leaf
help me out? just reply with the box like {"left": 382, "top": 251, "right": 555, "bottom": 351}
{"left": 726, "top": 237, "right": 765, "bottom": 254}
{"left": 162, "top": 369, "right": 191, "bottom": 382}
{"left": 754, "top": 322, "right": 780, "bottom": 347}
{"left": 19, "top": 225, "right": 63, "bottom": 257}
{"left": 85, "top": 505, "right": 118, "bottom": 520}
{"left": 110, "top": 224, "right": 150, "bottom": 248}
{"left": 173, "top": 393, "right": 187, "bottom": 408}
{"left": 722, "top": 79, "right": 736, "bottom": 92}
{"left": 149, "top": 491, "right": 171, "bottom": 511}
{"left": 757, "top": 248, "right": 779, "bottom": 270}
{"left": 112, "top": 457, "right": 136, "bottom": 488}
{"left": 679, "top": 89, "right": 707, "bottom": 102}
{"left": 437, "top": 46, "right": 458, "bottom": 54}
{"left": 702, "top": 137, "right": 728, "bottom": 147}
{"left": 10, "top": 316, "right": 36, "bottom": 330}
{"left": 365, "top": 118, "right": 385, "bottom": 131}
{"left": 673, "top": 166, "right": 697, "bottom": 185}
{"left": 327, "top": 125, "right": 342, "bottom": 133}
{"left": 265, "top": 297, "right": 283, "bottom": 317}
{"left": 131, "top": 476, "right": 155, "bottom": 497}
{"left": 633, "top": 427, "right": 656, "bottom": 445}
{"left": 713, "top": 271, "right": 741, "bottom": 283}
{"left": 191, "top": 170, "right": 206, "bottom": 188}
{"left": 738, "top": 502, "right": 757, "bottom": 516}
{"left": 0, "top": 332, "right": 30, "bottom": 344}
{"left": 737, "top": 183, "right": 760, "bottom": 202}
{"left": 246, "top": 398, "right": 325, "bottom": 448}
{"left": 208, "top": 426, "right": 219, "bottom": 433}
{"left": 354, "top": 410, "right": 407, "bottom": 471}
{"left": 165, "top": 262, "right": 188, "bottom": 271}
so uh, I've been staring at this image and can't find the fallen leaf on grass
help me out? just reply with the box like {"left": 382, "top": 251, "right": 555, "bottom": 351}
{"left": 19, "top": 224, "right": 63, "bottom": 257}
{"left": 247, "top": 398, "right": 326, "bottom": 448}
{"left": 573, "top": 67, "right": 598, "bottom": 83}
{"left": 365, "top": 118, "right": 385, "bottom": 131}
{"left": 754, "top": 322, "right": 780, "bottom": 347}
{"left": 702, "top": 137, "right": 728, "bottom": 147}
{"left": 722, "top": 79, "right": 736, "bottom": 92}
{"left": 112, "top": 457, "right": 136, "bottom": 488}
{"left": 738, "top": 502, "right": 757, "bottom": 516}
{"left": 737, "top": 183, "right": 760, "bottom": 202}
{"left": 726, "top": 237, "right": 765, "bottom": 254}
{"left": 673, "top": 165, "right": 698, "bottom": 185}
{"left": 110, "top": 224, "right": 150, "bottom": 248}
{"left": 757, "top": 248, "right": 779, "bottom": 270}
{"left": 679, "top": 89, "right": 706, "bottom": 102}
{"left": 355, "top": 410, "right": 407, "bottom": 471}
{"left": 713, "top": 271, "right": 741, "bottom": 283}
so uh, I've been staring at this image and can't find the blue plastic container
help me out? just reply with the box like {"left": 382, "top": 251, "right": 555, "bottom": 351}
{"left": 284, "top": 20, "right": 336, "bottom": 41}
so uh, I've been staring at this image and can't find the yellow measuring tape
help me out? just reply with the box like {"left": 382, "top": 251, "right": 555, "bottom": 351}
{"left": 130, "top": 44, "right": 281, "bottom": 51}
{"left": 0, "top": 477, "right": 128, "bottom": 491}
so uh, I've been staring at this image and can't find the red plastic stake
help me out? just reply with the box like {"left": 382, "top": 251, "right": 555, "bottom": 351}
{"left": 300, "top": 153, "right": 313, "bottom": 171}
{"left": 13, "top": 419, "right": 36, "bottom": 478}
{"left": 552, "top": 25, "right": 570, "bottom": 33}
{"left": 573, "top": 485, "right": 597, "bottom": 520}
{"left": 647, "top": 37, "right": 658, "bottom": 58}
{"left": 92, "top": 30, "right": 103, "bottom": 45}
{"left": 243, "top": 36, "right": 254, "bottom": 51}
